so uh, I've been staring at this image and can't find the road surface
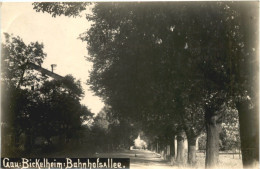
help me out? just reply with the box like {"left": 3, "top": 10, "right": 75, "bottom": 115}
{"left": 45, "top": 148, "right": 242, "bottom": 168}
{"left": 93, "top": 149, "right": 176, "bottom": 169}
{"left": 46, "top": 147, "right": 175, "bottom": 168}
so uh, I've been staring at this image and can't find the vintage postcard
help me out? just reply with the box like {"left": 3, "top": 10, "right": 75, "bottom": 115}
{"left": 1, "top": 1, "right": 259, "bottom": 169}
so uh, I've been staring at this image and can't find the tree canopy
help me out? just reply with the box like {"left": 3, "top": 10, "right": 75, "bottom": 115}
{"left": 1, "top": 33, "right": 93, "bottom": 156}
{"left": 32, "top": 2, "right": 259, "bottom": 167}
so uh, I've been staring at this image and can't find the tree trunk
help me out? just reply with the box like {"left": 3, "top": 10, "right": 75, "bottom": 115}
{"left": 150, "top": 144, "right": 153, "bottom": 151}
{"left": 162, "top": 145, "right": 167, "bottom": 160}
{"left": 237, "top": 101, "right": 259, "bottom": 168}
{"left": 176, "top": 131, "right": 185, "bottom": 164}
{"left": 170, "top": 136, "right": 176, "bottom": 165}
{"left": 156, "top": 141, "right": 159, "bottom": 153}
{"left": 17, "top": 66, "right": 26, "bottom": 89}
{"left": 187, "top": 136, "right": 197, "bottom": 166}
{"left": 234, "top": 2, "right": 259, "bottom": 168}
{"left": 170, "top": 137, "right": 175, "bottom": 158}
{"left": 205, "top": 114, "right": 221, "bottom": 168}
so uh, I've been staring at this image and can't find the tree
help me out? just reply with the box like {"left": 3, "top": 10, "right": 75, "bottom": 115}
{"left": 1, "top": 33, "right": 47, "bottom": 155}
{"left": 32, "top": 2, "right": 259, "bottom": 167}
{"left": 181, "top": 100, "right": 205, "bottom": 165}
{"left": 34, "top": 75, "right": 91, "bottom": 145}
{"left": 231, "top": 2, "right": 259, "bottom": 167}
{"left": 1, "top": 33, "right": 46, "bottom": 89}
{"left": 1, "top": 33, "right": 94, "bottom": 155}
{"left": 90, "top": 106, "right": 138, "bottom": 152}
{"left": 33, "top": 2, "right": 89, "bottom": 17}
{"left": 82, "top": 3, "right": 230, "bottom": 167}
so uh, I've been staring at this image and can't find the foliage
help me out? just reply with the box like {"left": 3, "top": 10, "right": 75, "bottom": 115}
{"left": 198, "top": 134, "right": 206, "bottom": 151}
{"left": 220, "top": 107, "right": 240, "bottom": 151}
{"left": 90, "top": 107, "right": 138, "bottom": 152}
{"left": 33, "top": 2, "right": 90, "bottom": 17}
{"left": 1, "top": 33, "right": 47, "bottom": 155}
{"left": 32, "top": 76, "right": 92, "bottom": 143}
{"left": 1, "top": 34, "right": 93, "bottom": 156}
{"left": 31, "top": 2, "right": 258, "bottom": 165}
{"left": 1, "top": 33, "right": 46, "bottom": 89}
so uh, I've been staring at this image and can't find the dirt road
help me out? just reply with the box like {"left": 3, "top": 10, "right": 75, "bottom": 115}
{"left": 93, "top": 149, "right": 176, "bottom": 169}
{"left": 45, "top": 147, "right": 242, "bottom": 168}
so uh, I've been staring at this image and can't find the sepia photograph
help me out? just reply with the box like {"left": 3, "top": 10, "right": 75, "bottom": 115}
{"left": 1, "top": 1, "right": 259, "bottom": 169}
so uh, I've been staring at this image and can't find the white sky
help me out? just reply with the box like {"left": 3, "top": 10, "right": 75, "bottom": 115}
{"left": 1, "top": 2, "right": 104, "bottom": 114}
